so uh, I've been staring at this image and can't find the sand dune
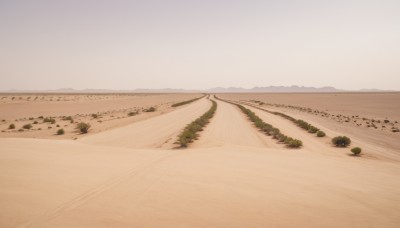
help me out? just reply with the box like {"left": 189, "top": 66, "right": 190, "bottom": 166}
{"left": 1, "top": 93, "right": 400, "bottom": 227}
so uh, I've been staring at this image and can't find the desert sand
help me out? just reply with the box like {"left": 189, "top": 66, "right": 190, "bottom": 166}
{"left": 1, "top": 93, "right": 400, "bottom": 227}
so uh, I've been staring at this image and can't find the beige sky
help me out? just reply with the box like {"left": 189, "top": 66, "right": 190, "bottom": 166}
{"left": 0, "top": 0, "right": 399, "bottom": 91}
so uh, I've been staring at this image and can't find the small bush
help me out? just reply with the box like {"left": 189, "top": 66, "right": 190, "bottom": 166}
{"left": 63, "top": 116, "right": 73, "bottom": 121}
{"left": 351, "top": 147, "right": 362, "bottom": 156}
{"left": 316, "top": 131, "right": 326, "bottom": 137}
{"left": 77, "top": 122, "right": 91, "bottom": 134}
{"left": 308, "top": 126, "right": 319, "bottom": 133}
{"left": 18, "top": 129, "right": 24, "bottom": 132}
{"left": 128, "top": 111, "right": 139, "bottom": 116}
{"left": 23, "top": 124, "right": 32, "bottom": 129}
{"left": 332, "top": 136, "right": 351, "bottom": 147}
{"left": 57, "top": 128, "right": 65, "bottom": 135}
{"left": 33, "top": 121, "right": 38, "bottom": 124}
{"left": 286, "top": 138, "right": 303, "bottom": 148}
{"left": 43, "top": 117, "right": 56, "bottom": 124}
{"left": 9, "top": 123, "right": 16, "bottom": 129}
{"left": 143, "top": 107, "right": 156, "bottom": 112}
{"left": 91, "top": 114, "right": 99, "bottom": 118}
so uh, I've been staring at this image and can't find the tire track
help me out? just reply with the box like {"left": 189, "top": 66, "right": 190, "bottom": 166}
{"left": 19, "top": 151, "right": 180, "bottom": 228}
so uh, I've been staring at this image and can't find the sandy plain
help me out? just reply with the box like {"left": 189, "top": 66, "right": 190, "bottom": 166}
{"left": 0, "top": 93, "right": 399, "bottom": 227}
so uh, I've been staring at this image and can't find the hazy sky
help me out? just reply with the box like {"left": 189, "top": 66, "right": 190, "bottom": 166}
{"left": 1, "top": 0, "right": 399, "bottom": 90}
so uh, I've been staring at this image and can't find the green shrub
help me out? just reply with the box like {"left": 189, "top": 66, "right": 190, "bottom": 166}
{"left": 57, "top": 128, "right": 65, "bottom": 135}
{"left": 286, "top": 138, "right": 303, "bottom": 148}
{"left": 308, "top": 126, "right": 319, "bottom": 133}
{"left": 332, "top": 136, "right": 351, "bottom": 147}
{"left": 351, "top": 147, "right": 362, "bottom": 156}
{"left": 9, "top": 123, "right": 15, "bottom": 129}
{"left": 76, "top": 122, "right": 91, "bottom": 134}
{"left": 316, "top": 131, "right": 326, "bottom": 137}
{"left": 23, "top": 124, "right": 32, "bottom": 129}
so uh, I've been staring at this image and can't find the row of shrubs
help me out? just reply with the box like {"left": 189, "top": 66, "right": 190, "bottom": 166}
{"left": 177, "top": 100, "right": 217, "bottom": 147}
{"left": 214, "top": 96, "right": 303, "bottom": 148}
{"left": 247, "top": 102, "right": 326, "bottom": 138}
{"left": 57, "top": 122, "right": 91, "bottom": 135}
{"left": 296, "top": 119, "right": 325, "bottom": 137}
{"left": 9, "top": 122, "right": 90, "bottom": 134}
{"left": 171, "top": 95, "right": 205, "bottom": 107}
{"left": 245, "top": 101, "right": 326, "bottom": 138}
{"left": 224, "top": 98, "right": 362, "bottom": 155}
{"left": 236, "top": 104, "right": 303, "bottom": 148}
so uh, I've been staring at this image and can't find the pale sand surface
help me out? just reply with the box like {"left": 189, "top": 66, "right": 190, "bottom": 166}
{"left": 1, "top": 94, "right": 400, "bottom": 227}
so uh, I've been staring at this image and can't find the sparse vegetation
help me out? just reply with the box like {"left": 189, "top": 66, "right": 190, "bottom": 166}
{"left": 33, "top": 121, "right": 38, "bottom": 124}
{"left": 143, "top": 107, "right": 156, "bottom": 112}
{"left": 177, "top": 100, "right": 217, "bottom": 147}
{"left": 286, "top": 138, "right": 303, "bottom": 148}
{"left": 57, "top": 128, "right": 65, "bottom": 135}
{"left": 23, "top": 124, "right": 32, "bottom": 129}
{"left": 76, "top": 122, "right": 91, "bottom": 134}
{"left": 43, "top": 117, "right": 56, "bottom": 124}
{"left": 91, "top": 114, "right": 99, "bottom": 118}
{"left": 332, "top": 136, "right": 351, "bottom": 147}
{"left": 316, "top": 130, "right": 326, "bottom": 137}
{"left": 351, "top": 147, "right": 362, "bottom": 156}
{"left": 9, "top": 123, "right": 15, "bottom": 129}
{"left": 128, "top": 111, "right": 139, "bottom": 116}
{"left": 171, "top": 95, "right": 205, "bottom": 107}
{"left": 63, "top": 116, "right": 73, "bottom": 121}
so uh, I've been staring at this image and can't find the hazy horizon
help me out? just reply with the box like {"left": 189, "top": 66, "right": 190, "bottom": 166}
{"left": 1, "top": 0, "right": 400, "bottom": 91}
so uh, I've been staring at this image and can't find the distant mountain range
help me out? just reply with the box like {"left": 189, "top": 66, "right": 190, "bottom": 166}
{"left": 1, "top": 86, "right": 397, "bottom": 93}
{"left": 206, "top": 86, "right": 344, "bottom": 93}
